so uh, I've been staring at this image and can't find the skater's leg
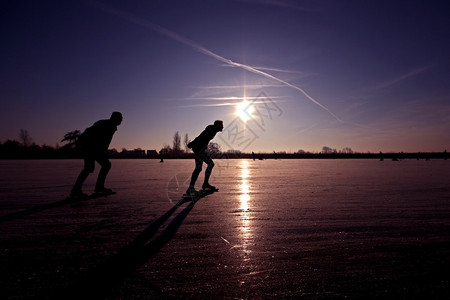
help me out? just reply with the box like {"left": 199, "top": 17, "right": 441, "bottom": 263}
{"left": 186, "top": 153, "right": 204, "bottom": 195}
{"left": 202, "top": 154, "right": 214, "bottom": 188}
{"left": 71, "top": 157, "right": 95, "bottom": 196}
{"left": 95, "top": 155, "right": 112, "bottom": 192}
{"left": 188, "top": 154, "right": 203, "bottom": 187}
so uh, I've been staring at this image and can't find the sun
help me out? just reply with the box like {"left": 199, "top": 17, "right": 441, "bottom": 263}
{"left": 236, "top": 100, "right": 254, "bottom": 122}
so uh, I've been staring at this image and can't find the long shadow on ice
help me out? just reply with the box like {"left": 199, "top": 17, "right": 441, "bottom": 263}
{"left": 0, "top": 192, "right": 116, "bottom": 223}
{"left": 63, "top": 192, "right": 215, "bottom": 299}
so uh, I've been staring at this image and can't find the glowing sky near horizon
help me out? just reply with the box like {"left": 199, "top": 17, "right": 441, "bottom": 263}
{"left": 1, "top": 0, "right": 449, "bottom": 153}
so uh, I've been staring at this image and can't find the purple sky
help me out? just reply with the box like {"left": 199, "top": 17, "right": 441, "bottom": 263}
{"left": 1, "top": 0, "right": 449, "bottom": 153}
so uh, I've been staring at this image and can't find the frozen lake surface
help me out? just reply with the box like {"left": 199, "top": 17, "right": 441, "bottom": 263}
{"left": 1, "top": 159, "right": 449, "bottom": 299}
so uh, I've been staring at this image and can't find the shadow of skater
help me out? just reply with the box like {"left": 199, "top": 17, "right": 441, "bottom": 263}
{"left": 70, "top": 112, "right": 123, "bottom": 198}
{"left": 0, "top": 192, "right": 118, "bottom": 223}
{"left": 64, "top": 194, "right": 212, "bottom": 299}
{"left": 185, "top": 120, "right": 223, "bottom": 196}
{"left": 0, "top": 196, "right": 81, "bottom": 223}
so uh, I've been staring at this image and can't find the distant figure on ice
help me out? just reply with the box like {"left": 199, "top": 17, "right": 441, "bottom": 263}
{"left": 70, "top": 112, "right": 123, "bottom": 197}
{"left": 186, "top": 120, "right": 224, "bottom": 195}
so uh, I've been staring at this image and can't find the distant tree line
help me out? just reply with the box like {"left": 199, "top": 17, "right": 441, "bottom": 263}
{"left": 0, "top": 129, "right": 149, "bottom": 159}
{"left": 319, "top": 146, "right": 354, "bottom": 154}
{"left": 158, "top": 131, "right": 221, "bottom": 158}
{"left": 0, "top": 129, "right": 77, "bottom": 159}
{"left": 0, "top": 130, "right": 447, "bottom": 160}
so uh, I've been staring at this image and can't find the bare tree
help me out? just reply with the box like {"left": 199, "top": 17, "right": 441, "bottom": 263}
{"left": 19, "top": 129, "right": 33, "bottom": 147}
{"left": 172, "top": 131, "right": 181, "bottom": 153}
{"left": 341, "top": 147, "right": 353, "bottom": 154}
{"left": 184, "top": 133, "right": 190, "bottom": 152}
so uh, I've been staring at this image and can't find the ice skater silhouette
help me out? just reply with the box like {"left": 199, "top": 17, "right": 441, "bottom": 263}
{"left": 159, "top": 150, "right": 164, "bottom": 163}
{"left": 70, "top": 112, "right": 123, "bottom": 197}
{"left": 186, "top": 120, "right": 224, "bottom": 195}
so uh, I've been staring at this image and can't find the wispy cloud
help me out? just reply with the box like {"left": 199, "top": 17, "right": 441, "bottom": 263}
{"left": 231, "top": 0, "right": 312, "bottom": 12}
{"left": 178, "top": 99, "right": 287, "bottom": 108}
{"left": 91, "top": 1, "right": 341, "bottom": 122}
{"left": 185, "top": 96, "right": 285, "bottom": 101}
{"left": 220, "top": 64, "right": 311, "bottom": 75}
{"left": 192, "top": 84, "right": 287, "bottom": 89}
{"left": 372, "top": 65, "right": 431, "bottom": 91}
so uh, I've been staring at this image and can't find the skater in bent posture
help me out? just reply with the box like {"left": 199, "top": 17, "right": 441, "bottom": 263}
{"left": 186, "top": 120, "right": 224, "bottom": 195}
{"left": 70, "top": 112, "right": 123, "bottom": 197}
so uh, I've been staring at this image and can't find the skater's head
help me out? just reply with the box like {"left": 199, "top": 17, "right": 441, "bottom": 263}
{"left": 110, "top": 111, "right": 123, "bottom": 126}
{"left": 214, "top": 120, "right": 224, "bottom": 132}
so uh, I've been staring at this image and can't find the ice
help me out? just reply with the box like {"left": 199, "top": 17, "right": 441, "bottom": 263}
{"left": 1, "top": 159, "right": 449, "bottom": 298}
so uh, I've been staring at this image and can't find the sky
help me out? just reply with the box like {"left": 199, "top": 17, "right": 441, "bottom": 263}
{"left": 1, "top": 0, "right": 449, "bottom": 153}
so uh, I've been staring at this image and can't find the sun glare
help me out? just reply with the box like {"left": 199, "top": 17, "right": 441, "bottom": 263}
{"left": 236, "top": 100, "right": 254, "bottom": 122}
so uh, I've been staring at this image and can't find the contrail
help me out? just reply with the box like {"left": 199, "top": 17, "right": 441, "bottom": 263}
{"left": 194, "top": 84, "right": 286, "bottom": 89}
{"left": 372, "top": 65, "right": 431, "bottom": 90}
{"left": 91, "top": 2, "right": 342, "bottom": 122}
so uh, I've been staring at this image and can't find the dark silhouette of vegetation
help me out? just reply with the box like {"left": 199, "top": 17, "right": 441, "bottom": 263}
{"left": 61, "top": 130, "right": 81, "bottom": 149}
{"left": 0, "top": 132, "right": 76, "bottom": 159}
{"left": 0, "top": 130, "right": 448, "bottom": 160}
{"left": 183, "top": 133, "right": 190, "bottom": 152}
{"left": 19, "top": 129, "right": 33, "bottom": 147}
{"left": 172, "top": 131, "right": 182, "bottom": 154}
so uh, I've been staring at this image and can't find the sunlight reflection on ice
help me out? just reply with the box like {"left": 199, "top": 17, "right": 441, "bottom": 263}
{"left": 239, "top": 160, "right": 251, "bottom": 212}
{"left": 238, "top": 160, "right": 252, "bottom": 260}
